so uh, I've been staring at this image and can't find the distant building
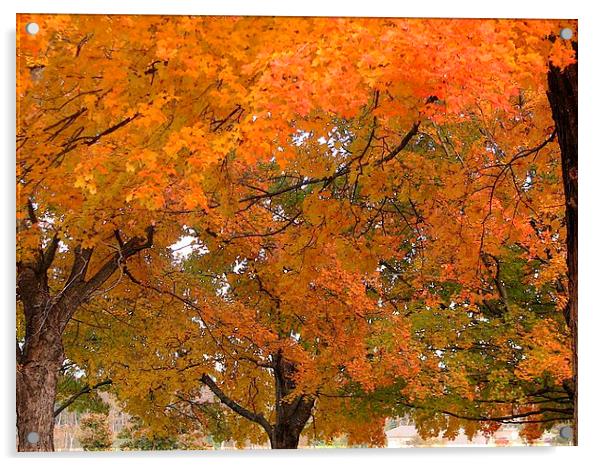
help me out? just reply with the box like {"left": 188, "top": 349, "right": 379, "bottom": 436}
{"left": 385, "top": 423, "right": 558, "bottom": 448}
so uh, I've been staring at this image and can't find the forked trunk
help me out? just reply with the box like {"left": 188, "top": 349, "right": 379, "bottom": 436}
{"left": 201, "top": 355, "right": 315, "bottom": 450}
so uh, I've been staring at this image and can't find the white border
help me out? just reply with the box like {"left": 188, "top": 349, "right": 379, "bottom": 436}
{"left": 6, "top": 0, "right": 584, "bottom": 18}
{"left": 3, "top": 1, "right": 600, "bottom": 465}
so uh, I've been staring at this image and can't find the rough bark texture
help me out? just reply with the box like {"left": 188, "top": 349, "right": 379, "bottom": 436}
{"left": 16, "top": 261, "right": 66, "bottom": 451}
{"left": 16, "top": 303, "right": 64, "bottom": 451}
{"left": 547, "top": 40, "right": 578, "bottom": 446}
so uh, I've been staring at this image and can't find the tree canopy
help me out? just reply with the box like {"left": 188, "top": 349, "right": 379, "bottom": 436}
{"left": 16, "top": 15, "right": 577, "bottom": 450}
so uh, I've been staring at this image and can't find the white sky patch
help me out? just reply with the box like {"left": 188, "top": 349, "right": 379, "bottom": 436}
{"left": 169, "top": 235, "right": 208, "bottom": 261}
{"left": 233, "top": 258, "right": 247, "bottom": 274}
{"left": 216, "top": 274, "right": 231, "bottom": 298}
{"left": 523, "top": 172, "right": 534, "bottom": 190}
{"left": 59, "top": 359, "right": 86, "bottom": 379}
{"left": 214, "top": 361, "right": 225, "bottom": 373}
{"left": 292, "top": 129, "right": 311, "bottom": 146}
{"left": 256, "top": 248, "right": 267, "bottom": 261}
{"left": 191, "top": 316, "right": 206, "bottom": 329}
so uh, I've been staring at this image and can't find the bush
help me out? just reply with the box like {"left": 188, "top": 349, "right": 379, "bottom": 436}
{"left": 77, "top": 413, "right": 113, "bottom": 451}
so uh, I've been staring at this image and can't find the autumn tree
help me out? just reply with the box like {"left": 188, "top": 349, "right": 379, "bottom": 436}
{"left": 17, "top": 15, "right": 577, "bottom": 450}
{"left": 77, "top": 413, "right": 113, "bottom": 451}
{"left": 72, "top": 203, "right": 420, "bottom": 448}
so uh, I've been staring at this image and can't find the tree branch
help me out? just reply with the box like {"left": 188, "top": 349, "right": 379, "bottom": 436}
{"left": 65, "top": 246, "right": 94, "bottom": 288}
{"left": 375, "top": 121, "right": 420, "bottom": 165}
{"left": 53, "top": 379, "right": 113, "bottom": 417}
{"left": 200, "top": 374, "right": 272, "bottom": 435}
{"left": 317, "top": 391, "right": 571, "bottom": 425}
{"left": 41, "top": 234, "right": 60, "bottom": 272}
{"left": 240, "top": 122, "right": 419, "bottom": 205}
{"left": 26, "top": 198, "right": 38, "bottom": 225}
{"left": 240, "top": 173, "right": 342, "bottom": 204}
{"left": 228, "top": 212, "right": 302, "bottom": 240}
{"left": 81, "top": 226, "right": 154, "bottom": 298}
{"left": 481, "top": 252, "right": 510, "bottom": 312}
{"left": 74, "top": 113, "right": 141, "bottom": 146}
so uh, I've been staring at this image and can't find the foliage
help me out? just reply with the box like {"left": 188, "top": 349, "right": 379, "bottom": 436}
{"left": 117, "top": 417, "right": 212, "bottom": 451}
{"left": 55, "top": 364, "right": 111, "bottom": 415}
{"left": 77, "top": 413, "right": 113, "bottom": 451}
{"left": 16, "top": 14, "right": 577, "bottom": 448}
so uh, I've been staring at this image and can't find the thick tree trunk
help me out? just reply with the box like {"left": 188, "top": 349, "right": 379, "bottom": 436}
{"left": 16, "top": 262, "right": 64, "bottom": 452}
{"left": 201, "top": 354, "right": 315, "bottom": 450}
{"left": 269, "top": 424, "right": 303, "bottom": 449}
{"left": 270, "top": 353, "right": 315, "bottom": 449}
{"left": 16, "top": 329, "right": 64, "bottom": 451}
{"left": 547, "top": 40, "right": 578, "bottom": 445}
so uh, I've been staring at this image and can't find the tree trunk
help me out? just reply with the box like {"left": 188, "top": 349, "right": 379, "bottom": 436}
{"left": 270, "top": 353, "right": 315, "bottom": 449}
{"left": 269, "top": 424, "right": 303, "bottom": 449}
{"left": 547, "top": 40, "right": 578, "bottom": 446}
{"left": 201, "top": 355, "right": 315, "bottom": 450}
{"left": 16, "top": 262, "right": 64, "bottom": 452}
{"left": 16, "top": 329, "right": 64, "bottom": 451}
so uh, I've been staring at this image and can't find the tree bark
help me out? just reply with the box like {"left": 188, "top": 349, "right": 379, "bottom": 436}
{"left": 16, "top": 326, "right": 64, "bottom": 451}
{"left": 270, "top": 352, "right": 315, "bottom": 449}
{"left": 269, "top": 424, "right": 303, "bottom": 449}
{"left": 547, "top": 40, "right": 578, "bottom": 446}
{"left": 16, "top": 261, "right": 66, "bottom": 452}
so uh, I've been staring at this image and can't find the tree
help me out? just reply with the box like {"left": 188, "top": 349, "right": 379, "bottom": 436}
{"left": 17, "top": 15, "right": 577, "bottom": 450}
{"left": 73, "top": 197, "right": 421, "bottom": 448}
{"left": 117, "top": 417, "right": 213, "bottom": 451}
{"left": 546, "top": 39, "right": 578, "bottom": 444}
{"left": 77, "top": 413, "right": 113, "bottom": 451}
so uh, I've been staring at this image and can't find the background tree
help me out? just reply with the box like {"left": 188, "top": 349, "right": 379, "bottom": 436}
{"left": 83, "top": 216, "right": 420, "bottom": 448}
{"left": 117, "top": 417, "right": 213, "bottom": 451}
{"left": 77, "top": 413, "right": 113, "bottom": 451}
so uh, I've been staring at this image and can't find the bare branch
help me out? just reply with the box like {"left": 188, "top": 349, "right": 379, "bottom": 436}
{"left": 81, "top": 226, "right": 154, "bottom": 298}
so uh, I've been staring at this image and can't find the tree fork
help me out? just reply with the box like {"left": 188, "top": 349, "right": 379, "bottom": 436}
{"left": 271, "top": 352, "right": 315, "bottom": 449}
{"left": 200, "top": 354, "right": 315, "bottom": 449}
